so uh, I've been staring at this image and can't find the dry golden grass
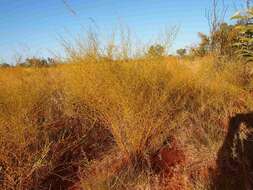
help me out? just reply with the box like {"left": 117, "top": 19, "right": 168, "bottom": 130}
{"left": 0, "top": 53, "right": 253, "bottom": 189}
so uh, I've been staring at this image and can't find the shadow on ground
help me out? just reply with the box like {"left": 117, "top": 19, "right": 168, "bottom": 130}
{"left": 214, "top": 112, "right": 253, "bottom": 190}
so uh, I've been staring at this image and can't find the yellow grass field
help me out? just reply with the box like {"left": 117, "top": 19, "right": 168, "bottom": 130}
{"left": 1, "top": 55, "right": 253, "bottom": 189}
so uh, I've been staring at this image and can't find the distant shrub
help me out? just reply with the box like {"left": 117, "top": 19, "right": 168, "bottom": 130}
{"left": 147, "top": 44, "right": 165, "bottom": 58}
{"left": 176, "top": 48, "right": 187, "bottom": 57}
{"left": 17, "top": 57, "right": 56, "bottom": 67}
{"left": 0, "top": 63, "right": 11, "bottom": 68}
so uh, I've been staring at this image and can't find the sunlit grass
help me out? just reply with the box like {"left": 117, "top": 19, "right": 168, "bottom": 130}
{"left": 0, "top": 40, "right": 253, "bottom": 189}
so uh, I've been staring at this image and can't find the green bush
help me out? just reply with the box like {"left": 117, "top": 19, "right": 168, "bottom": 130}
{"left": 231, "top": 7, "right": 253, "bottom": 62}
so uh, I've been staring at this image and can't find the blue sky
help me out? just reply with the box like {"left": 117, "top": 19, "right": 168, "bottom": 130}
{"left": 0, "top": 0, "right": 244, "bottom": 63}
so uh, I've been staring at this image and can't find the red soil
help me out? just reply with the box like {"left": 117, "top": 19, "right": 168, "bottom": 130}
{"left": 151, "top": 138, "right": 186, "bottom": 175}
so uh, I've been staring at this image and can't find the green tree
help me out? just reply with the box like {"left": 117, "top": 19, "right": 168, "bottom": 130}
{"left": 176, "top": 48, "right": 187, "bottom": 57}
{"left": 147, "top": 44, "right": 165, "bottom": 58}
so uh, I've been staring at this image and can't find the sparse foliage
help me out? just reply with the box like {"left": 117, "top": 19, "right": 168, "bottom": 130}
{"left": 190, "top": 33, "right": 210, "bottom": 57}
{"left": 191, "top": 23, "right": 239, "bottom": 59}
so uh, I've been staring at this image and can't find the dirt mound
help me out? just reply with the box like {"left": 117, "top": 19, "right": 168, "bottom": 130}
{"left": 151, "top": 138, "right": 186, "bottom": 174}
